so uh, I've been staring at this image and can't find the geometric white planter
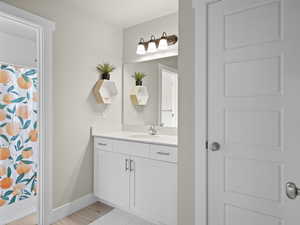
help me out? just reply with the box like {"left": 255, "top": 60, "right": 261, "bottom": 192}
{"left": 93, "top": 79, "right": 118, "bottom": 104}
{"left": 130, "top": 86, "right": 149, "bottom": 106}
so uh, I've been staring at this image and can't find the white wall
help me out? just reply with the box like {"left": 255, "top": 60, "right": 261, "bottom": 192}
{"left": 123, "top": 13, "right": 178, "bottom": 63}
{"left": 3, "top": 0, "right": 123, "bottom": 208}
{"left": 178, "top": 0, "right": 195, "bottom": 225}
{"left": 0, "top": 31, "right": 36, "bottom": 67}
{"left": 123, "top": 56, "right": 177, "bottom": 126}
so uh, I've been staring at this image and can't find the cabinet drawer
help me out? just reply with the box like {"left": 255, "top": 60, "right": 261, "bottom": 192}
{"left": 149, "top": 145, "right": 177, "bottom": 163}
{"left": 94, "top": 137, "right": 113, "bottom": 151}
{"left": 114, "top": 140, "right": 149, "bottom": 158}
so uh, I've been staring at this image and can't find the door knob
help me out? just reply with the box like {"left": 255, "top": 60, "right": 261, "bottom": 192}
{"left": 286, "top": 182, "right": 300, "bottom": 199}
{"left": 210, "top": 142, "right": 221, "bottom": 151}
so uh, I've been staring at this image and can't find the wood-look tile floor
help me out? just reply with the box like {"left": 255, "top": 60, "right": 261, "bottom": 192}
{"left": 7, "top": 202, "right": 113, "bottom": 225}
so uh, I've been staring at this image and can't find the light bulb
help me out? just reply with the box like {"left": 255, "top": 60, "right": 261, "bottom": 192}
{"left": 147, "top": 35, "right": 157, "bottom": 53}
{"left": 158, "top": 32, "right": 168, "bottom": 50}
{"left": 136, "top": 38, "right": 146, "bottom": 55}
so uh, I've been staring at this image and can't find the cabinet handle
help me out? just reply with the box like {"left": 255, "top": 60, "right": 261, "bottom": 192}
{"left": 125, "top": 159, "right": 129, "bottom": 171}
{"left": 98, "top": 143, "right": 107, "bottom": 146}
{"left": 129, "top": 159, "right": 135, "bottom": 172}
{"left": 157, "top": 152, "right": 170, "bottom": 156}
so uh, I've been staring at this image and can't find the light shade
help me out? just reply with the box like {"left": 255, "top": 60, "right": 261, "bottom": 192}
{"left": 147, "top": 35, "right": 157, "bottom": 53}
{"left": 136, "top": 38, "right": 146, "bottom": 55}
{"left": 158, "top": 32, "right": 169, "bottom": 50}
{"left": 147, "top": 42, "right": 157, "bottom": 53}
{"left": 136, "top": 43, "right": 146, "bottom": 55}
{"left": 158, "top": 38, "right": 168, "bottom": 50}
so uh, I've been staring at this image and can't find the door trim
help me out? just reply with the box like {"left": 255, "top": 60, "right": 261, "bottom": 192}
{"left": 0, "top": 2, "right": 55, "bottom": 225}
{"left": 158, "top": 63, "right": 178, "bottom": 127}
{"left": 193, "top": 1, "right": 222, "bottom": 225}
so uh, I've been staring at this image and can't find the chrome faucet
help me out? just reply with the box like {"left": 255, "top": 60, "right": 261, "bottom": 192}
{"left": 148, "top": 125, "right": 158, "bottom": 135}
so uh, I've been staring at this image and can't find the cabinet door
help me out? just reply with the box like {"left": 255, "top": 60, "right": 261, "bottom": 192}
{"left": 133, "top": 157, "right": 177, "bottom": 225}
{"left": 94, "top": 150, "right": 130, "bottom": 209}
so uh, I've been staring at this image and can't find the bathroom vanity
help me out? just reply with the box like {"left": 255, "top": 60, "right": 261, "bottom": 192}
{"left": 93, "top": 131, "right": 177, "bottom": 225}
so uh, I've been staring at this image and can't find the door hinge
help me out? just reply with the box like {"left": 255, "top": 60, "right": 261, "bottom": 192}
{"left": 205, "top": 141, "right": 208, "bottom": 150}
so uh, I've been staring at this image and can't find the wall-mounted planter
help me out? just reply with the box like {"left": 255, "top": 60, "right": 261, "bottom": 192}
{"left": 130, "top": 86, "right": 149, "bottom": 106}
{"left": 93, "top": 79, "right": 118, "bottom": 104}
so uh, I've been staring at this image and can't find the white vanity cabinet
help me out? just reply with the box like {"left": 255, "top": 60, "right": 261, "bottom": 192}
{"left": 94, "top": 136, "right": 177, "bottom": 225}
{"left": 133, "top": 156, "right": 177, "bottom": 225}
{"left": 94, "top": 150, "right": 130, "bottom": 209}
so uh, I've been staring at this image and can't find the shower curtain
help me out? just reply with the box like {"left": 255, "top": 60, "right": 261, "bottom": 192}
{"left": 0, "top": 64, "right": 38, "bottom": 207}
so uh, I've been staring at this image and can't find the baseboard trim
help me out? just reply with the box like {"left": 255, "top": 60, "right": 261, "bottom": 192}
{"left": 50, "top": 193, "right": 97, "bottom": 224}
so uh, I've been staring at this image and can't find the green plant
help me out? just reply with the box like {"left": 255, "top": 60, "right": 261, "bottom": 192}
{"left": 133, "top": 72, "right": 146, "bottom": 81}
{"left": 96, "top": 63, "right": 116, "bottom": 74}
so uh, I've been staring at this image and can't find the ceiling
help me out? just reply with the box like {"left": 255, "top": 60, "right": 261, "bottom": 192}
{"left": 61, "top": 0, "right": 178, "bottom": 28}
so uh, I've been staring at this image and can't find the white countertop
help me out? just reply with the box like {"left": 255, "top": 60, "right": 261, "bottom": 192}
{"left": 92, "top": 130, "right": 177, "bottom": 147}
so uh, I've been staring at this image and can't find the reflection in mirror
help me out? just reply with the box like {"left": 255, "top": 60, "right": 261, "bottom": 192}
{"left": 123, "top": 56, "right": 178, "bottom": 128}
{"left": 159, "top": 65, "right": 178, "bottom": 128}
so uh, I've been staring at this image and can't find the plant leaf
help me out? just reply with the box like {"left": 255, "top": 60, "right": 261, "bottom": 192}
{"left": 10, "top": 91, "right": 19, "bottom": 96}
{"left": 33, "top": 121, "right": 38, "bottom": 129}
{"left": 0, "top": 123, "right": 7, "bottom": 128}
{"left": 25, "top": 137, "right": 31, "bottom": 143}
{"left": 17, "top": 140, "right": 21, "bottom": 148}
{"left": 23, "top": 147, "right": 32, "bottom": 151}
{"left": 11, "top": 135, "right": 19, "bottom": 141}
{"left": 23, "top": 120, "right": 31, "bottom": 129}
{"left": 31, "top": 180, "right": 35, "bottom": 192}
{"left": 7, "top": 108, "right": 13, "bottom": 114}
{"left": 24, "top": 69, "right": 36, "bottom": 76}
{"left": 23, "top": 190, "right": 31, "bottom": 196}
{"left": 4, "top": 190, "right": 13, "bottom": 197}
{"left": 16, "top": 174, "right": 24, "bottom": 184}
{"left": 21, "top": 160, "right": 33, "bottom": 164}
{"left": 0, "top": 134, "right": 9, "bottom": 143}
{"left": 11, "top": 97, "right": 26, "bottom": 103}
{"left": 7, "top": 85, "right": 14, "bottom": 93}
{"left": 18, "top": 116, "right": 24, "bottom": 126}
{"left": 9, "top": 195, "right": 16, "bottom": 204}
{"left": 22, "top": 74, "right": 30, "bottom": 82}
{"left": 1, "top": 196, "right": 9, "bottom": 201}
{"left": 0, "top": 104, "right": 6, "bottom": 109}
{"left": 16, "top": 155, "right": 23, "bottom": 161}
{"left": 7, "top": 167, "right": 11, "bottom": 178}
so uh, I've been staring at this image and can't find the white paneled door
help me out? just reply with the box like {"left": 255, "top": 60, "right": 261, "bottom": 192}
{"left": 208, "top": 0, "right": 300, "bottom": 224}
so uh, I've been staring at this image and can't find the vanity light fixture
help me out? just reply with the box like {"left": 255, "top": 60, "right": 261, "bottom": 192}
{"left": 147, "top": 35, "right": 157, "bottom": 53}
{"left": 158, "top": 32, "right": 168, "bottom": 50}
{"left": 136, "top": 38, "right": 146, "bottom": 55}
{"left": 136, "top": 32, "right": 178, "bottom": 55}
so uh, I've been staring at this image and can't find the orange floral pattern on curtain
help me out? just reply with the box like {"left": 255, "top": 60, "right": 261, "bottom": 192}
{"left": 0, "top": 64, "right": 38, "bottom": 207}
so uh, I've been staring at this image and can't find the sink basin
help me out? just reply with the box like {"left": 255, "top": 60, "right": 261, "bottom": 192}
{"left": 129, "top": 134, "right": 160, "bottom": 139}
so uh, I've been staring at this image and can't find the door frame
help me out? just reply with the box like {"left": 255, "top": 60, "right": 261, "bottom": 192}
{"left": 158, "top": 63, "right": 178, "bottom": 127}
{"left": 193, "top": 0, "right": 221, "bottom": 225}
{"left": 0, "top": 2, "right": 55, "bottom": 225}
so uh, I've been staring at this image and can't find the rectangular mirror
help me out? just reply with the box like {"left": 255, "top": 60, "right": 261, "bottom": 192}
{"left": 123, "top": 56, "right": 178, "bottom": 128}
